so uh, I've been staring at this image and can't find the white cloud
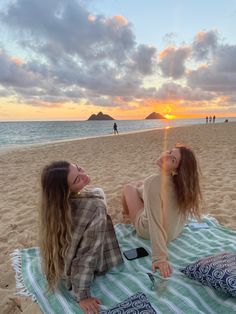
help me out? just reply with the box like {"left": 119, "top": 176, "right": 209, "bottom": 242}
{"left": 0, "top": 0, "right": 160, "bottom": 107}
{"left": 0, "top": 1, "right": 235, "bottom": 113}
{"left": 192, "top": 30, "right": 219, "bottom": 61}
{"left": 156, "top": 82, "right": 215, "bottom": 101}
{"left": 159, "top": 46, "right": 191, "bottom": 79}
{"left": 0, "top": 50, "right": 40, "bottom": 87}
{"left": 130, "top": 44, "right": 157, "bottom": 75}
{"left": 188, "top": 43, "right": 236, "bottom": 93}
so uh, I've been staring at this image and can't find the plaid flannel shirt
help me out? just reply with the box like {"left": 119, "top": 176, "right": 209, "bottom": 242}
{"left": 64, "top": 189, "right": 123, "bottom": 301}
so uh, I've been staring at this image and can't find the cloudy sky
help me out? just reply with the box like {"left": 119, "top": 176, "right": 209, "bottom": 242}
{"left": 0, "top": 0, "right": 236, "bottom": 120}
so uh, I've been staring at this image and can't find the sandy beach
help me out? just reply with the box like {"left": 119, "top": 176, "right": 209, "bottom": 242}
{"left": 0, "top": 122, "right": 236, "bottom": 313}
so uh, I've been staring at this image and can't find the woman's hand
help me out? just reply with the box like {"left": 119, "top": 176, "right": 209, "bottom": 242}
{"left": 79, "top": 297, "right": 101, "bottom": 314}
{"left": 152, "top": 260, "right": 173, "bottom": 278}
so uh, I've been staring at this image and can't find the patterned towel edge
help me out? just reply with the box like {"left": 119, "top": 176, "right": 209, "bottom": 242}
{"left": 10, "top": 249, "right": 37, "bottom": 302}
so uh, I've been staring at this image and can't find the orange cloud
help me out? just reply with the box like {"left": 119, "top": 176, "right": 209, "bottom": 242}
{"left": 30, "top": 100, "right": 63, "bottom": 108}
{"left": 10, "top": 56, "right": 24, "bottom": 65}
{"left": 196, "top": 31, "right": 207, "bottom": 41}
{"left": 159, "top": 46, "right": 175, "bottom": 59}
{"left": 112, "top": 15, "right": 128, "bottom": 26}
{"left": 215, "top": 95, "right": 229, "bottom": 103}
{"left": 197, "top": 63, "right": 208, "bottom": 70}
{"left": 88, "top": 14, "right": 96, "bottom": 22}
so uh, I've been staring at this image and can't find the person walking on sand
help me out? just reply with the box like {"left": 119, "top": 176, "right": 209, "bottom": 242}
{"left": 113, "top": 122, "right": 119, "bottom": 135}
{"left": 122, "top": 144, "right": 202, "bottom": 278}
{"left": 213, "top": 115, "right": 215, "bottom": 123}
{"left": 39, "top": 161, "right": 123, "bottom": 314}
{"left": 206, "top": 116, "right": 208, "bottom": 123}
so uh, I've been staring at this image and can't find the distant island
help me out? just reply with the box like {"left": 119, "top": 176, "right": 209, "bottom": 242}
{"left": 145, "top": 112, "right": 166, "bottom": 119}
{"left": 88, "top": 112, "right": 114, "bottom": 121}
{"left": 87, "top": 111, "right": 165, "bottom": 120}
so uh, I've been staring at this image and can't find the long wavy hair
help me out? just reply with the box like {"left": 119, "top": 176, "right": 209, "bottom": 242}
{"left": 39, "top": 161, "right": 73, "bottom": 291}
{"left": 172, "top": 144, "right": 202, "bottom": 219}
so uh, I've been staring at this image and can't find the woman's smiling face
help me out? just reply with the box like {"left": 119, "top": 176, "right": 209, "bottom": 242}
{"left": 67, "top": 164, "right": 90, "bottom": 192}
{"left": 156, "top": 148, "right": 181, "bottom": 174}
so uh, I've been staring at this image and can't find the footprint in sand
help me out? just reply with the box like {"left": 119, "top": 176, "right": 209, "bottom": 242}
{"left": 229, "top": 193, "right": 236, "bottom": 200}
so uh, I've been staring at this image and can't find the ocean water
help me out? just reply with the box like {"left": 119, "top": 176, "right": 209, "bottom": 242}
{"left": 0, "top": 117, "right": 235, "bottom": 151}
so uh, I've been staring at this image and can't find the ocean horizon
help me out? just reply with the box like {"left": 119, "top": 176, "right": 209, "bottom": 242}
{"left": 0, "top": 117, "right": 235, "bottom": 151}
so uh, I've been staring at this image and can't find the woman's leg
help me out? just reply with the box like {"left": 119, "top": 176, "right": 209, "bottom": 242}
{"left": 122, "top": 184, "right": 144, "bottom": 224}
{"left": 122, "top": 192, "right": 129, "bottom": 215}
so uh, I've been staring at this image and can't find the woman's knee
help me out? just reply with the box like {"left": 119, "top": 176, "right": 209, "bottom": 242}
{"left": 123, "top": 183, "right": 135, "bottom": 195}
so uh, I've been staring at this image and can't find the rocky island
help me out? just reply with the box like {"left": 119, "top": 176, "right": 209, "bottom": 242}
{"left": 145, "top": 112, "right": 166, "bottom": 119}
{"left": 88, "top": 112, "right": 114, "bottom": 120}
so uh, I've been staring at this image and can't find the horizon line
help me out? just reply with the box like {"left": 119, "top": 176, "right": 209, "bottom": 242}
{"left": 0, "top": 116, "right": 235, "bottom": 123}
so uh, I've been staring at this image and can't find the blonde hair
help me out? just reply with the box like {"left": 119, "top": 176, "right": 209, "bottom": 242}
{"left": 172, "top": 144, "right": 202, "bottom": 219}
{"left": 39, "top": 161, "right": 73, "bottom": 290}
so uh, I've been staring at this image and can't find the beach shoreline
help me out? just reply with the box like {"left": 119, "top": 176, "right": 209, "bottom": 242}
{"left": 1, "top": 118, "right": 235, "bottom": 155}
{"left": 0, "top": 122, "right": 236, "bottom": 313}
{"left": 0, "top": 119, "right": 196, "bottom": 155}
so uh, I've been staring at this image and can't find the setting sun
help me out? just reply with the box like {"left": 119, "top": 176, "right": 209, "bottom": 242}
{"left": 164, "top": 114, "right": 175, "bottom": 119}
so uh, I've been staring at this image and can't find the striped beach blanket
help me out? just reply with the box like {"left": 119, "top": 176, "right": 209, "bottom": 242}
{"left": 11, "top": 216, "right": 236, "bottom": 314}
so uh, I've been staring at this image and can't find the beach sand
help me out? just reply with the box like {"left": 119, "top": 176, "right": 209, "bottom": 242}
{"left": 0, "top": 122, "right": 236, "bottom": 313}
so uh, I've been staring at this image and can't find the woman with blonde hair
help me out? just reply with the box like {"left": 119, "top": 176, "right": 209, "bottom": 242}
{"left": 122, "top": 144, "right": 202, "bottom": 278}
{"left": 39, "top": 161, "right": 123, "bottom": 314}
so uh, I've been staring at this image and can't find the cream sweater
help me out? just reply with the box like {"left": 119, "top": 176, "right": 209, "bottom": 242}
{"left": 135, "top": 173, "right": 186, "bottom": 263}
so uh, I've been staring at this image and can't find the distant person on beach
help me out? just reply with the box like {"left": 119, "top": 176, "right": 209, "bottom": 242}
{"left": 39, "top": 161, "right": 123, "bottom": 314}
{"left": 122, "top": 144, "right": 202, "bottom": 278}
{"left": 206, "top": 116, "right": 208, "bottom": 123}
{"left": 113, "top": 122, "right": 119, "bottom": 134}
{"left": 209, "top": 115, "right": 212, "bottom": 123}
{"left": 213, "top": 115, "right": 215, "bottom": 123}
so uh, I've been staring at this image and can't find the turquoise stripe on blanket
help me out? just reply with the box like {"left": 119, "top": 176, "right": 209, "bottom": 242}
{"left": 11, "top": 217, "right": 236, "bottom": 314}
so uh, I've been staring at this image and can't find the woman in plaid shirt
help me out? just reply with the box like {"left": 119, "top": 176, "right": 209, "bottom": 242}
{"left": 39, "top": 161, "right": 123, "bottom": 314}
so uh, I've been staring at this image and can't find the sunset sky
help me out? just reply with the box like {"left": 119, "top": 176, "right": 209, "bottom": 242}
{"left": 0, "top": 0, "right": 236, "bottom": 120}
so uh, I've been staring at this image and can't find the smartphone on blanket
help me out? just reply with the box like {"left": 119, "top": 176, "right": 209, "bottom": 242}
{"left": 123, "top": 247, "right": 149, "bottom": 260}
